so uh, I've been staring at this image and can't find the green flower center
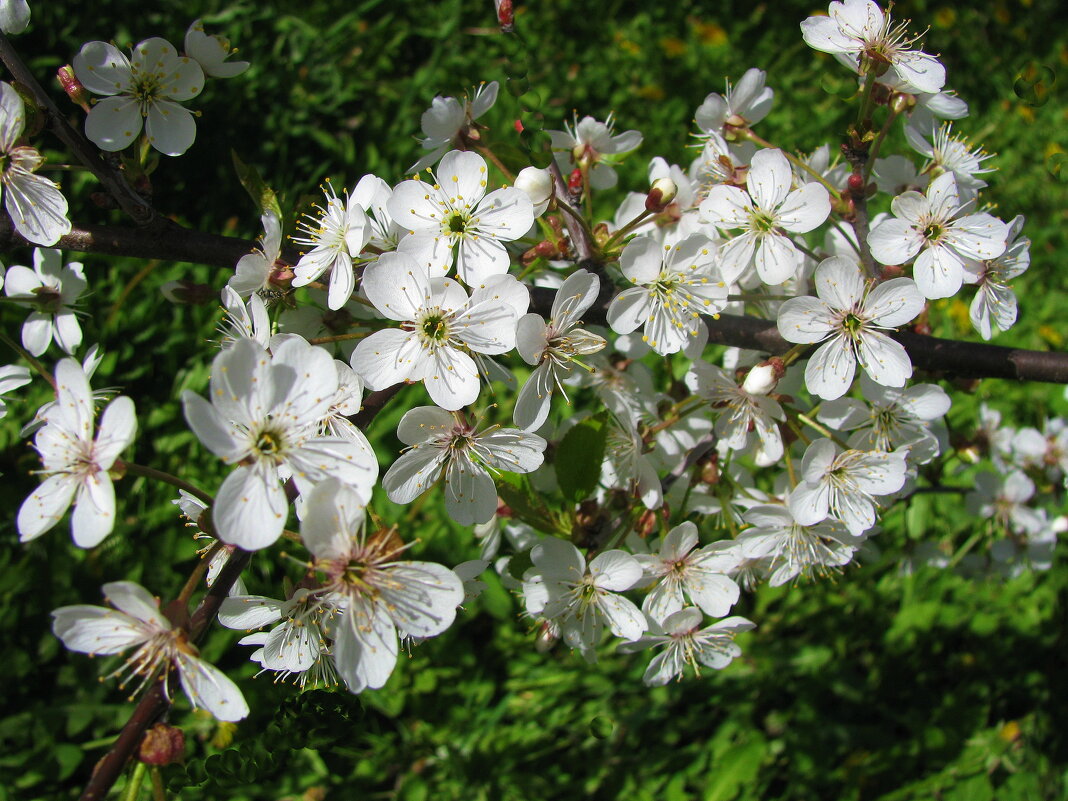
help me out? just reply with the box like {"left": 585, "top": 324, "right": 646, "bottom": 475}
{"left": 447, "top": 212, "right": 468, "bottom": 234}
{"left": 421, "top": 314, "right": 449, "bottom": 341}
{"left": 923, "top": 223, "right": 944, "bottom": 241}
{"left": 842, "top": 312, "right": 864, "bottom": 337}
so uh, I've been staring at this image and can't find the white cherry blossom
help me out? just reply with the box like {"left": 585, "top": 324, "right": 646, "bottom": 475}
{"left": 620, "top": 608, "right": 754, "bottom": 686}
{"left": 867, "top": 172, "right": 1010, "bottom": 299}
{"left": 18, "top": 359, "right": 136, "bottom": 548}
{"left": 514, "top": 269, "right": 606, "bottom": 431}
{"left": 633, "top": 522, "right": 741, "bottom": 624}
{"left": 408, "top": 81, "right": 499, "bottom": 173}
{"left": 350, "top": 251, "right": 526, "bottom": 410}
{"left": 184, "top": 19, "right": 249, "bottom": 78}
{"left": 548, "top": 113, "right": 643, "bottom": 190}
{"left": 228, "top": 211, "right": 284, "bottom": 298}
{"left": 699, "top": 148, "right": 830, "bottom": 286}
{"left": 292, "top": 182, "right": 371, "bottom": 310}
{"left": 73, "top": 38, "right": 204, "bottom": 156}
{"left": 801, "top": 0, "right": 946, "bottom": 94}
{"left": 0, "top": 82, "right": 71, "bottom": 245}
{"left": 382, "top": 405, "right": 546, "bottom": 525}
{"left": 686, "top": 359, "right": 785, "bottom": 465}
{"left": 4, "top": 247, "right": 86, "bottom": 356}
{"left": 522, "top": 537, "right": 646, "bottom": 661}
{"left": 777, "top": 256, "right": 924, "bottom": 400}
{"left": 695, "top": 68, "right": 774, "bottom": 138}
{"left": 818, "top": 375, "right": 950, "bottom": 461}
{"left": 52, "top": 581, "right": 248, "bottom": 721}
{"left": 607, "top": 234, "right": 728, "bottom": 355}
{"left": 389, "top": 150, "right": 534, "bottom": 285}
{"left": 789, "top": 438, "right": 907, "bottom": 535}
{"left": 182, "top": 337, "right": 378, "bottom": 550}
{"left": 301, "top": 480, "right": 464, "bottom": 693}
{"left": 965, "top": 215, "right": 1029, "bottom": 340}
{"left": 738, "top": 505, "right": 861, "bottom": 585}
{"left": 904, "top": 121, "right": 994, "bottom": 202}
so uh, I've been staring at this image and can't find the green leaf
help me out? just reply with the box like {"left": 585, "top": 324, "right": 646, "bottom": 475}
{"left": 555, "top": 414, "right": 608, "bottom": 503}
{"left": 496, "top": 473, "right": 561, "bottom": 534}
{"left": 231, "top": 150, "right": 283, "bottom": 222}
{"left": 703, "top": 736, "right": 767, "bottom": 801}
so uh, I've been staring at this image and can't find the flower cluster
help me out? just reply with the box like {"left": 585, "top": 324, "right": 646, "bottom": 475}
{"left": 0, "top": 2, "right": 1059, "bottom": 744}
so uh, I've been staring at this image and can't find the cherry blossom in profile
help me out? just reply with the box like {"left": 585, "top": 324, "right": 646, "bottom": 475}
{"left": 52, "top": 581, "right": 248, "bottom": 721}
{"left": 514, "top": 269, "right": 606, "bottom": 431}
{"left": 408, "top": 81, "right": 499, "bottom": 173}
{"left": 0, "top": 82, "right": 72, "bottom": 245}
{"left": 800, "top": 0, "right": 946, "bottom": 94}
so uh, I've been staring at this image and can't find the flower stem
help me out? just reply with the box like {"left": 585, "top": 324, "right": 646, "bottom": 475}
{"left": 118, "top": 461, "right": 213, "bottom": 506}
{"left": 176, "top": 541, "right": 223, "bottom": 607}
{"left": 741, "top": 129, "right": 841, "bottom": 199}
{"left": 601, "top": 208, "right": 655, "bottom": 252}
{"left": 0, "top": 330, "right": 56, "bottom": 390}
{"left": 119, "top": 762, "right": 146, "bottom": 801}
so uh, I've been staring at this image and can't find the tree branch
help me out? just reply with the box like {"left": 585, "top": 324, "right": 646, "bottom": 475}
{"left": 0, "top": 33, "right": 155, "bottom": 224}
{"left": 6, "top": 216, "right": 1067, "bottom": 384}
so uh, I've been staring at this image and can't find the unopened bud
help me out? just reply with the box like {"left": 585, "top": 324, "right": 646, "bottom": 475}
{"left": 534, "top": 620, "right": 558, "bottom": 652}
{"left": 741, "top": 359, "right": 783, "bottom": 395}
{"left": 699, "top": 454, "right": 720, "bottom": 486}
{"left": 161, "top": 279, "right": 216, "bottom": 305}
{"left": 495, "top": 0, "right": 515, "bottom": 31}
{"left": 847, "top": 172, "right": 866, "bottom": 195}
{"left": 515, "top": 166, "right": 553, "bottom": 216}
{"left": 645, "top": 177, "right": 678, "bottom": 212}
{"left": 139, "top": 723, "right": 186, "bottom": 766}
{"left": 57, "top": 65, "right": 91, "bottom": 111}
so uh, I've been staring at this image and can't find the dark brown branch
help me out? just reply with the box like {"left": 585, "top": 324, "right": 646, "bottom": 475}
{"left": 0, "top": 33, "right": 155, "bottom": 224}
{"left": 7, "top": 218, "right": 1068, "bottom": 385}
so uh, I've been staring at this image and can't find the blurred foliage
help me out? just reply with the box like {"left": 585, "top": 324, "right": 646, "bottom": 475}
{"left": 2, "top": 0, "right": 1068, "bottom": 799}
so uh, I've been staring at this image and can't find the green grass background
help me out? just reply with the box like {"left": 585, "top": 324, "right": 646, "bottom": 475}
{"left": 2, "top": 1, "right": 1068, "bottom": 798}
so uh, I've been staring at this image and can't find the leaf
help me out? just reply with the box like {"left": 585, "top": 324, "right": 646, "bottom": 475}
{"left": 555, "top": 414, "right": 609, "bottom": 503}
{"left": 703, "top": 736, "right": 767, "bottom": 801}
{"left": 496, "top": 472, "right": 561, "bottom": 534}
{"left": 231, "top": 150, "right": 283, "bottom": 222}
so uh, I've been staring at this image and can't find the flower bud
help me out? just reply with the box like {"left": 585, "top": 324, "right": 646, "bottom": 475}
{"left": 57, "top": 65, "right": 90, "bottom": 111}
{"left": 139, "top": 723, "right": 185, "bottom": 766}
{"left": 515, "top": 166, "right": 553, "bottom": 216}
{"left": 495, "top": 0, "right": 514, "bottom": 31}
{"left": 645, "top": 177, "right": 678, "bottom": 212}
{"left": 741, "top": 358, "right": 784, "bottom": 395}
